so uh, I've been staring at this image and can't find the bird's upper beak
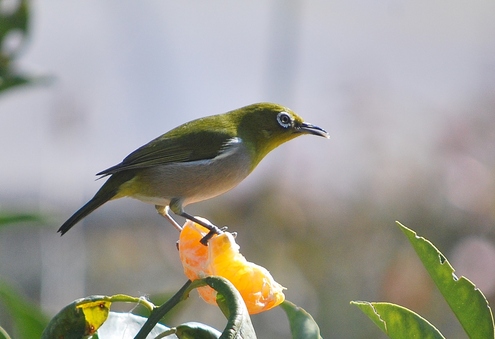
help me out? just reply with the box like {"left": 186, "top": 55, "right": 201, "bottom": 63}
{"left": 298, "top": 122, "right": 330, "bottom": 139}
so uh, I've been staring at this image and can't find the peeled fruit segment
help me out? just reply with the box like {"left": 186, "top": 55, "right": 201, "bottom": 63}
{"left": 178, "top": 219, "right": 285, "bottom": 314}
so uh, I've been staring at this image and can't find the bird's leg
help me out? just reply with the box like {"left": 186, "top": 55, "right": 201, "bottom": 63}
{"left": 178, "top": 211, "right": 224, "bottom": 246}
{"left": 155, "top": 205, "right": 182, "bottom": 232}
{"left": 168, "top": 199, "right": 223, "bottom": 246}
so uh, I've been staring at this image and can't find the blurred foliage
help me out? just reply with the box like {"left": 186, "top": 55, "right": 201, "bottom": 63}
{"left": 0, "top": 0, "right": 46, "bottom": 93}
{"left": 0, "top": 213, "right": 44, "bottom": 228}
{"left": 0, "top": 0, "right": 30, "bottom": 92}
{"left": 0, "top": 279, "right": 48, "bottom": 339}
{"left": 0, "top": 215, "right": 48, "bottom": 337}
{"left": 0, "top": 2, "right": 49, "bottom": 338}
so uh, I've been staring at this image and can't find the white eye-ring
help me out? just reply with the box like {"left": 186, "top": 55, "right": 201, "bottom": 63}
{"left": 277, "top": 112, "right": 293, "bottom": 128}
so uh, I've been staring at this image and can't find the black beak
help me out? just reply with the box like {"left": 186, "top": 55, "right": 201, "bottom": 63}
{"left": 298, "top": 122, "right": 330, "bottom": 139}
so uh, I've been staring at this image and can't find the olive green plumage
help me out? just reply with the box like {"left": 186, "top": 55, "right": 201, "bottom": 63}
{"left": 58, "top": 102, "right": 328, "bottom": 235}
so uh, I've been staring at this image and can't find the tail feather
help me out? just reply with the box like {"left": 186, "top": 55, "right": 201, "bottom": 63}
{"left": 57, "top": 171, "right": 136, "bottom": 235}
{"left": 58, "top": 190, "right": 115, "bottom": 235}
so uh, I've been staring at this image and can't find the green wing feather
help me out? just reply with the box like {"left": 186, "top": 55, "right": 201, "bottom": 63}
{"left": 97, "top": 116, "right": 238, "bottom": 176}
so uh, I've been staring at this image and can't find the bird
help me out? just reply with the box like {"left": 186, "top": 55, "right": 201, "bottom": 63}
{"left": 58, "top": 102, "right": 329, "bottom": 243}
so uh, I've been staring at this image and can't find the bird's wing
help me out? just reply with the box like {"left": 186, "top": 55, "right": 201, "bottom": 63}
{"left": 97, "top": 128, "right": 237, "bottom": 176}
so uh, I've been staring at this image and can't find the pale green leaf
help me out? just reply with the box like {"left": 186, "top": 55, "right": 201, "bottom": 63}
{"left": 398, "top": 222, "right": 495, "bottom": 339}
{"left": 351, "top": 301, "right": 444, "bottom": 339}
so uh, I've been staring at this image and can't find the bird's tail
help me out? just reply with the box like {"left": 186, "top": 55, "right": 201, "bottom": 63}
{"left": 57, "top": 170, "right": 137, "bottom": 235}
{"left": 57, "top": 188, "right": 117, "bottom": 235}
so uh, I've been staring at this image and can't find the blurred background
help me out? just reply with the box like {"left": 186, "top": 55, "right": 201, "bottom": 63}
{"left": 1, "top": 1, "right": 495, "bottom": 338}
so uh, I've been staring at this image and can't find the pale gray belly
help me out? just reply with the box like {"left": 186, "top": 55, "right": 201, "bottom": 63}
{"left": 129, "top": 143, "right": 252, "bottom": 207}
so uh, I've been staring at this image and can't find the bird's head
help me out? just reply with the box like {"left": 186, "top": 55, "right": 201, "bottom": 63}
{"left": 232, "top": 102, "right": 329, "bottom": 168}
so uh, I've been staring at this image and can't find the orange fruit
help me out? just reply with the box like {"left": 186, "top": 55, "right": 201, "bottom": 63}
{"left": 178, "top": 219, "right": 285, "bottom": 314}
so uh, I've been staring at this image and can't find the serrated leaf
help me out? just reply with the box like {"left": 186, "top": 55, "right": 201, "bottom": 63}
{"left": 351, "top": 301, "right": 445, "bottom": 339}
{"left": 279, "top": 300, "right": 321, "bottom": 339}
{"left": 398, "top": 222, "right": 495, "bottom": 339}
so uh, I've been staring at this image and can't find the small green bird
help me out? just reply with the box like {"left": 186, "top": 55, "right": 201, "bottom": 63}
{"left": 58, "top": 102, "right": 328, "bottom": 241}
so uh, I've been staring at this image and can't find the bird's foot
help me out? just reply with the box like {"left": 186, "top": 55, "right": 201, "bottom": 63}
{"left": 199, "top": 226, "right": 229, "bottom": 245}
{"left": 186, "top": 217, "right": 223, "bottom": 246}
{"left": 200, "top": 230, "right": 217, "bottom": 245}
{"left": 156, "top": 205, "right": 225, "bottom": 246}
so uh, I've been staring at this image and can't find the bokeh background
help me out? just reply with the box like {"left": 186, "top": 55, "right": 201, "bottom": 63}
{"left": 2, "top": 1, "right": 495, "bottom": 338}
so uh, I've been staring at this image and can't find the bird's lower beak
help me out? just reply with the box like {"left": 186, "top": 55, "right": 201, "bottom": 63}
{"left": 299, "top": 122, "right": 330, "bottom": 139}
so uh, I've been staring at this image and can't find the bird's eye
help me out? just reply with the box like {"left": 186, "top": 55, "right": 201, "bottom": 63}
{"left": 277, "top": 112, "right": 293, "bottom": 128}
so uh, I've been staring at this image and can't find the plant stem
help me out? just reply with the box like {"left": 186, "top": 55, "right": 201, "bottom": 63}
{"left": 134, "top": 280, "right": 192, "bottom": 339}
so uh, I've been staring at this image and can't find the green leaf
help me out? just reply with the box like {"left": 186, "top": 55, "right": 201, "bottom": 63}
{"left": 398, "top": 222, "right": 495, "bottom": 339}
{"left": 42, "top": 294, "right": 156, "bottom": 339}
{"left": 351, "top": 301, "right": 445, "bottom": 339}
{"left": 279, "top": 300, "right": 321, "bottom": 339}
{"left": 0, "top": 280, "right": 48, "bottom": 339}
{"left": 175, "top": 322, "right": 221, "bottom": 339}
{"left": 195, "top": 276, "right": 257, "bottom": 339}
{"left": 41, "top": 296, "right": 107, "bottom": 339}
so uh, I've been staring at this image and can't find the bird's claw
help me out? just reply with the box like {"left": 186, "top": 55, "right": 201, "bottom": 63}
{"left": 200, "top": 226, "right": 222, "bottom": 246}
